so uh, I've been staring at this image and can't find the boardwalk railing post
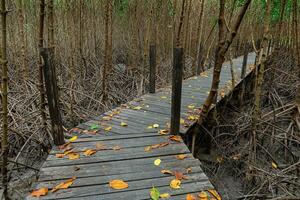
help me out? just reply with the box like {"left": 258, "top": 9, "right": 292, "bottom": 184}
{"left": 40, "top": 48, "right": 65, "bottom": 146}
{"left": 149, "top": 44, "right": 156, "bottom": 93}
{"left": 170, "top": 48, "right": 183, "bottom": 135}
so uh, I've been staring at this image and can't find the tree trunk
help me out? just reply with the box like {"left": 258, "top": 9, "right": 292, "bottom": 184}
{"left": 18, "top": 0, "right": 28, "bottom": 82}
{"left": 1, "top": 0, "right": 9, "bottom": 197}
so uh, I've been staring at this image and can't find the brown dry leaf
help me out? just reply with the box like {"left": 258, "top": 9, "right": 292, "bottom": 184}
{"left": 144, "top": 146, "right": 152, "bottom": 152}
{"left": 216, "top": 156, "right": 223, "bottom": 163}
{"left": 186, "top": 194, "right": 196, "bottom": 200}
{"left": 151, "top": 142, "right": 169, "bottom": 149}
{"left": 96, "top": 143, "right": 107, "bottom": 150}
{"left": 83, "top": 149, "right": 96, "bottom": 156}
{"left": 104, "top": 126, "right": 112, "bottom": 131}
{"left": 176, "top": 154, "right": 188, "bottom": 160}
{"left": 186, "top": 167, "right": 192, "bottom": 173}
{"left": 55, "top": 153, "right": 65, "bottom": 158}
{"left": 198, "top": 191, "right": 208, "bottom": 200}
{"left": 158, "top": 129, "right": 169, "bottom": 135}
{"left": 31, "top": 187, "right": 48, "bottom": 197}
{"left": 67, "top": 153, "right": 80, "bottom": 160}
{"left": 161, "top": 169, "right": 173, "bottom": 175}
{"left": 51, "top": 177, "right": 76, "bottom": 193}
{"left": 102, "top": 116, "right": 112, "bottom": 121}
{"left": 207, "top": 189, "right": 221, "bottom": 200}
{"left": 174, "top": 171, "right": 188, "bottom": 180}
{"left": 113, "top": 146, "right": 121, "bottom": 151}
{"left": 169, "top": 135, "right": 183, "bottom": 142}
{"left": 63, "top": 149, "right": 74, "bottom": 155}
{"left": 109, "top": 179, "right": 129, "bottom": 190}
{"left": 58, "top": 142, "right": 71, "bottom": 150}
{"left": 170, "top": 179, "right": 181, "bottom": 189}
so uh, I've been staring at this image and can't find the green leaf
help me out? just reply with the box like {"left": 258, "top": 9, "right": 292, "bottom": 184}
{"left": 90, "top": 124, "right": 100, "bottom": 130}
{"left": 150, "top": 186, "right": 160, "bottom": 200}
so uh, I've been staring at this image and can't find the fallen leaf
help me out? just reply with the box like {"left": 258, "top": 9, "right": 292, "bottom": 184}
{"left": 144, "top": 146, "right": 152, "bottom": 152}
{"left": 188, "top": 115, "right": 197, "bottom": 121}
{"left": 69, "top": 136, "right": 77, "bottom": 142}
{"left": 169, "top": 135, "right": 183, "bottom": 142}
{"left": 220, "top": 91, "right": 226, "bottom": 98}
{"left": 96, "top": 143, "right": 107, "bottom": 150}
{"left": 186, "top": 194, "right": 196, "bottom": 200}
{"left": 104, "top": 126, "right": 112, "bottom": 131}
{"left": 153, "top": 124, "right": 159, "bottom": 128}
{"left": 83, "top": 149, "right": 96, "bottom": 156}
{"left": 120, "top": 122, "right": 128, "bottom": 127}
{"left": 176, "top": 154, "right": 188, "bottom": 160}
{"left": 216, "top": 156, "right": 223, "bottom": 163}
{"left": 102, "top": 116, "right": 111, "bottom": 121}
{"left": 180, "top": 118, "right": 185, "bottom": 124}
{"left": 151, "top": 142, "right": 169, "bottom": 149}
{"left": 109, "top": 180, "right": 129, "bottom": 190}
{"left": 113, "top": 146, "right": 122, "bottom": 151}
{"left": 158, "top": 129, "right": 169, "bottom": 135}
{"left": 147, "top": 125, "right": 153, "bottom": 129}
{"left": 90, "top": 124, "right": 100, "bottom": 130}
{"left": 161, "top": 169, "right": 173, "bottom": 175}
{"left": 188, "top": 105, "right": 195, "bottom": 109}
{"left": 198, "top": 191, "right": 208, "bottom": 200}
{"left": 154, "top": 159, "right": 161, "bottom": 166}
{"left": 272, "top": 161, "right": 278, "bottom": 169}
{"left": 170, "top": 179, "right": 181, "bottom": 189}
{"left": 56, "top": 153, "right": 65, "bottom": 158}
{"left": 132, "top": 106, "right": 142, "bottom": 110}
{"left": 160, "top": 193, "right": 171, "bottom": 198}
{"left": 186, "top": 167, "right": 192, "bottom": 173}
{"left": 160, "top": 96, "right": 167, "bottom": 99}
{"left": 67, "top": 153, "right": 80, "bottom": 160}
{"left": 58, "top": 142, "right": 71, "bottom": 150}
{"left": 200, "top": 72, "right": 208, "bottom": 77}
{"left": 73, "top": 166, "right": 80, "bottom": 171}
{"left": 31, "top": 187, "right": 48, "bottom": 197}
{"left": 150, "top": 186, "right": 160, "bottom": 200}
{"left": 51, "top": 177, "right": 76, "bottom": 193}
{"left": 207, "top": 189, "right": 221, "bottom": 200}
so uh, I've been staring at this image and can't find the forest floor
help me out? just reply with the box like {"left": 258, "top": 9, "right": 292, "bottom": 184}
{"left": 198, "top": 50, "right": 300, "bottom": 200}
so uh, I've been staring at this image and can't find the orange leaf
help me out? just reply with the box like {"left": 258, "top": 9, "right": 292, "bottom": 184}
{"left": 31, "top": 187, "right": 48, "bottom": 197}
{"left": 83, "top": 149, "right": 96, "bottom": 156}
{"left": 58, "top": 142, "right": 71, "bottom": 150}
{"left": 176, "top": 154, "right": 188, "bottom": 160}
{"left": 109, "top": 179, "right": 129, "bottom": 190}
{"left": 198, "top": 191, "right": 208, "bottom": 200}
{"left": 67, "top": 153, "right": 80, "bottom": 160}
{"left": 51, "top": 177, "right": 76, "bottom": 193}
{"left": 169, "top": 135, "right": 183, "bottom": 142}
{"left": 186, "top": 194, "right": 196, "bottom": 200}
{"left": 151, "top": 142, "right": 169, "bottom": 149}
{"left": 96, "top": 143, "right": 107, "bottom": 150}
{"left": 158, "top": 129, "right": 169, "bottom": 135}
{"left": 161, "top": 169, "right": 173, "bottom": 175}
{"left": 174, "top": 171, "right": 188, "bottom": 180}
{"left": 144, "top": 146, "right": 152, "bottom": 152}
{"left": 55, "top": 153, "right": 65, "bottom": 158}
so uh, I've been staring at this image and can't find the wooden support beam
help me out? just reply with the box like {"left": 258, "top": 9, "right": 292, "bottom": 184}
{"left": 170, "top": 47, "right": 183, "bottom": 135}
{"left": 149, "top": 44, "right": 156, "bottom": 93}
{"left": 40, "top": 48, "right": 65, "bottom": 146}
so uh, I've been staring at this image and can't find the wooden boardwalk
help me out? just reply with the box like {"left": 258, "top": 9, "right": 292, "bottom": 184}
{"left": 27, "top": 53, "right": 256, "bottom": 200}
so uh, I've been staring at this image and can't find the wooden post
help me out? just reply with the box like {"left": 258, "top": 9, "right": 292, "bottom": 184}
{"left": 149, "top": 44, "right": 156, "bottom": 93}
{"left": 40, "top": 48, "right": 65, "bottom": 146}
{"left": 170, "top": 48, "right": 183, "bottom": 135}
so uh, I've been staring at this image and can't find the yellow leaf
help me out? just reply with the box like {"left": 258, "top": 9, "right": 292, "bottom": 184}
{"left": 160, "top": 96, "right": 167, "bottom": 99}
{"left": 272, "top": 162, "right": 278, "bottom": 169}
{"left": 102, "top": 116, "right": 111, "bottom": 121}
{"left": 170, "top": 179, "right": 181, "bottom": 189}
{"left": 158, "top": 129, "right": 169, "bottom": 135}
{"left": 200, "top": 72, "right": 208, "bottom": 77}
{"left": 69, "top": 136, "right": 77, "bottom": 142}
{"left": 51, "top": 177, "right": 76, "bottom": 193}
{"left": 188, "top": 115, "right": 197, "bottom": 121}
{"left": 109, "top": 179, "right": 129, "bottom": 190}
{"left": 186, "top": 194, "right": 196, "bottom": 200}
{"left": 154, "top": 159, "right": 161, "bottom": 166}
{"left": 206, "top": 91, "right": 210, "bottom": 94}
{"left": 147, "top": 125, "right": 153, "bottom": 129}
{"left": 186, "top": 167, "right": 192, "bottom": 173}
{"left": 188, "top": 105, "right": 195, "bottom": 109}
{"left": 161, "top": 169, "right": 173, "bottom": 175}
{"left": 198, "top": 191, "right": 208, "bottom": 200}
{"left": 83, "top": 149, "right": 96, "bottom": 156}
{"left": 104, "top": 126, "right": 112, "bottom": 131}
{"left": 132, "top": 106, "right": 142, "bottom": 110}
{"left": 180, "top": 118, "right": 185, "bottom": 124}
{"left": 120, "top": 122, "right": 128, "bottom": 127}
{"left": 31, "top": 187, "right": 48, "bottom": 197}
{"left": 153, "top": 124, "right": 159, "bottom": 128}
{"left": 176, "top": 154, "right": 188, "bottom": 160}
{"left": 67, "top": 153, "right": 80, "bottom": 160}
{"left": 160, "top": 193, "right": 171, "bottom": 198}
{"left": 207, "top": 189, "right": 221, "bottom": 200}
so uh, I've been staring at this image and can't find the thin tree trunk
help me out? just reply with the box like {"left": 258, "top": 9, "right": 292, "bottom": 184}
{"left": 18, "top": 0, "right": 28, "bottom": 82}
{"left": 48, "top": 0, "right": 54, "bottom": 48}
{"left": 176, "top": 0, "right": 186, "bottom": 48}
{"left": 252, "top": 0, "right": 271, "bottom": 160}
{"left": 38, "top": 0, "right": 47, "bottom": 132}
{"left": 194, "top": 0, "right": 205, "bottom": 75}
{"left": 1, "top": 0, "right": 9, "bottom": 197}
